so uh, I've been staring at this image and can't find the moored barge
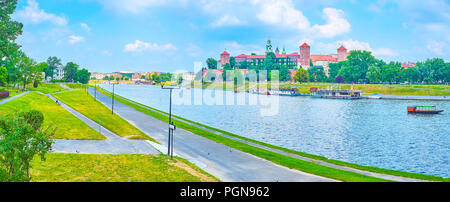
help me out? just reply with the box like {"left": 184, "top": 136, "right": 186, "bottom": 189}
{"left": 310, "top": 88, "right": 362, "bottom": 100}
{"left": 407, "top": 106, "right": 444, "bottom": 114}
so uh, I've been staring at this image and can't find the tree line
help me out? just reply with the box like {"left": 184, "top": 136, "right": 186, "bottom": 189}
{"left": 0, "top": 0, "right": 90, "bottom": 89}
{"left": 205, "top": 50, "right": 449, "bottom": 84}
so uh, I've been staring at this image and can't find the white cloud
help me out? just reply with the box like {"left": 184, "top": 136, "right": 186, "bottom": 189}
{"left": 68, "top": 35, "right": 84, "bottom": 44}
{"left": 124, "top": 40, "right": 177, "bottom": 52}
{"left": 80, "top": 23, "right": 91, "bottom": 32}
{"left": 311, "top": 8, "right": 351, "bottom": 38}
{"left": 211, "top": 15, "right": 245, "bottom": 27}
{"left": 15, "top": 0, "right": 68, "bottom": 26}
{"left": 318, "top": 39, "right": 397, "bottom": 57}
{"left": 426, "top": 41, "right": 445, "bottom": 55}
{"left": 256, "top": 0, "right": 310, "bottom": 31}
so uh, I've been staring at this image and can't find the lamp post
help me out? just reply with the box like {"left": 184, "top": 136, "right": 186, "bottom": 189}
{"left": 161, "top": 84, "right": 180, "bottom": 159}
{"left": 112, "top": 83, "right": 115, "bottom": 115}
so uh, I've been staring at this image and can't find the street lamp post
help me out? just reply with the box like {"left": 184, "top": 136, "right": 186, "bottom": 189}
{"left": 161, "top": 84, "right": 180, "bottom": 159}
{"left": 112, "top": 83, "right": 115, "bottom": 115}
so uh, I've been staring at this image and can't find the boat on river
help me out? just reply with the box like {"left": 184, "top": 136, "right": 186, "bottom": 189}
{"left": 407, "top": 106, "right": 444, "bottom": 114}
{"left": 310, "top": 88, "right": 362, "bottom": 100}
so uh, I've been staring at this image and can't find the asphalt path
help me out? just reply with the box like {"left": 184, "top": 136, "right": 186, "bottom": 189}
{"left": 89, "top": 87, "right": 335, "bottom": 182}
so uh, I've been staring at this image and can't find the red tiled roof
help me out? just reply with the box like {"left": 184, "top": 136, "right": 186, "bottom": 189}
{"left": 221, "top": 51, "right": 230, "bottom": 55}
{"left": 310, "top": 55, "right": 338, "bottom": 62}
{"left": 338, "top": 46, "right": 347, "bottom": 50}
{"left": 236, "top": 53, "right": 299, "bottom": 59}
{"left": 300, "top": 43, "right": 310, "bottom": 47}
{"left": 236, "top": 54, "right": 247, "bottom": 57}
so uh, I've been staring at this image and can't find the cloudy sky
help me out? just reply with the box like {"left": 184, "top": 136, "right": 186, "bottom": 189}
{"left": 13, "top": 0, "right": 450, "bottom": 73}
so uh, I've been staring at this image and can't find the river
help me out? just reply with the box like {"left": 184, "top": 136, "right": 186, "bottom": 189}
{"left": 99, "top": 84, "right": 450, "bottom": 177}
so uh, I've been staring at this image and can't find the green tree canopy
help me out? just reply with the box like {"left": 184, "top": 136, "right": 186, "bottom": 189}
{"left": 0, "top": 66, "right": 7, "bottom": 86}
{"left": 294, "top": 68, "right": 309, "bottom": 83}
{"left": 0, "top": 0, "right": 23, "bottom": 68}
{"left": 45, "top": 56, "right": 62, "bottom": 79}
{"left": 206, "top": 58, "right": 217, "bottom": 69}
{"left": 76, "top": 68, "right": 91, "bottom": 84}
{"left": 63, "top": 62, "right": 79, "bottom": 82}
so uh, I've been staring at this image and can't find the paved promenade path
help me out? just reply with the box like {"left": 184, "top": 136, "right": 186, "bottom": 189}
{"left": 89, "top": 88, "right": 335, "bottom": 182}
{"left": 91, "top": 88, "right": 431, "bottom": 182}
{"left": 43, "top": 92, "right": 159, "bottom": 155}
{"left": 0, "top": 91, "right": 30, "bottom": 105}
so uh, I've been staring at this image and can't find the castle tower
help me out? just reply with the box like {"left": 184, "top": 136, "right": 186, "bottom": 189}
{"left": 220, "top": 50, "right": 230, "bottom": 67}
{"left": 299, "top": 43, "right": 311, "bottom": 68}
{"left": 266, "top": 39, "right": 273, "bottom": 53}
{"left": 282, "top": 46, "right": 286, "bottom": 54}
{"left": 275, "top": 47, "right": 280, "bottom": 55}
{"left": 337, "top": 46, "right": 348, "bottom": 62}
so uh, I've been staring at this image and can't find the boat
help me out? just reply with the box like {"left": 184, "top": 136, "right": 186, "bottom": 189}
{"left": 310, "top": 88, "right": 362, "bottom": 100}
{"left": 407, "top": 106, "right": 444, "bottom": 114}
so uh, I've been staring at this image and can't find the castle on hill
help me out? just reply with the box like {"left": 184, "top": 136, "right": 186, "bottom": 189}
{"left": 218, "top": 40, "right": 349, "bottom": 76}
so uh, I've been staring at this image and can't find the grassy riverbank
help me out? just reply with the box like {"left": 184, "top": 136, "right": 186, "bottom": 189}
{"left": 188, "top": 81, "right": 450, "bottom": 96}
{"left": 30, "top": 153, "right": 218, "bottom": 182}
{"left": 95, "top": 86, "right": 449, "bottom": 182}
{"left": 53, "top": 90, "right": 156, "bottom": 142}
{"left": 27, "top": 83, "right": 67, "bottom": 94}
{"left": 0, "top": 92, "right": 105, "bottom": 140}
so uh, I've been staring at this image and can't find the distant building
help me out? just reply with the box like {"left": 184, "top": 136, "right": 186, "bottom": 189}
{"left": 181, "top": 72, "right": 195, "bottom": 82}
{"left": 53, "top": 65, "right": 64, "bottom": 80}
{"left": 217, "top": 40, "right": 350, "bottom": 77}
{"left": 401, "top": 62, "right": 416, "bottom": 68}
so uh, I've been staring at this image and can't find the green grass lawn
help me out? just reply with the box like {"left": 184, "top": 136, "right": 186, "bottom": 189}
{"left": 30, "top": 153, "right": 218, "bottom": 182}
{"left": 96, "top": 86, "right": 449, "bottom": 182}
{"left": 65, "top": 83, "right": 88, "bottom": 89}
{"left": 28, "top": 83, "right": 66, "bottom": 94}
{"left": 0, "top": 86, "right": 21, "bottom": 101}
{"left": 53, "top": 90, "right": 156, "bottom": 142}
{"left": 0, "top": 92, "right": 105, "bottom": 140}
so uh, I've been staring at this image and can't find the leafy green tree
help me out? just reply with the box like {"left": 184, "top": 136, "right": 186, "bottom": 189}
{"left": 294, "top": 68, "right": 309, "bottom": 83}
{"left": 45, "top": 56, "right": 62, "bottom": 79}
{"left": 400, "top": 67, "right": 419, "bottom": 83}
{"left": 238, "top": 60, "right": 249, "bottom": 69}
{"left": 279, "top": 65, "right": 291, "bottom": 81}
{"left": 30, "top": 62, "right": 47, "bottom": 88}
{"left": 0, "top": 66, "right": 7, "bottom": 86}
{"left": 381, "top": 63, "right": 401, "bottom": 83}
{"left": 308, "top": 66, "right": 327, "bottom": 82}
{"left": 206, "top": 58, "right": 217, "bottom": 69}
{"left": 63, "top": 62, "right": 79, "bottom": 82}
{"left": 0, "top": 0, "right": 23, "bottom": 69}
{"left": 0, "top": 111, "right": 54, "bottom": 182}
{"left": 160, "top": 73, "right": 173, "bottom": 82}
{"left": 76, "top": 68, "right": 91, "bottom": 84}
{"left": 366, "top": 66, "right": 381, "bottom": 83}
{"left": 338, "top": 65, "right": 359, "bottom": 83}
{"left": 344, "top": 51, "right": 383, "bottom": 82}
{"left": 230, "top": 57, "right": 236, "bottom": 69}
{"left": 328, "top": 61, "right": 346, "bottom": 81}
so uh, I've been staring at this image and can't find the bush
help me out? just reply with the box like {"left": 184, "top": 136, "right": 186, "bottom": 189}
{"left": 0, "top": 90, "right": 9, "bottom": 99}
{"left": 0, "top": 113, "right": 54, "bottom": 182}
{"left": 19, "top": 110, "right": 44, "bottom": 131}
{"left": 0, "top": 87, "right": 4, "bottom": 92}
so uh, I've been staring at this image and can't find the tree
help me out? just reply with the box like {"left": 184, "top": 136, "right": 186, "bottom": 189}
{"left": 338, "top": 65, "right": 359, "bottom": 83}
{"left": 335, "top": 76, "right": 345, "bottom": 83}
{"left": 381, "top": 63, "right": 401, "bottom": 83}
{"left": 45, "top": 56, "right": 62, "bottom": 79}
{"left": 0, "top": 111, "right": 54, "bottom": 182}
{"left": 294, "top": 68, "right": 309, "bottom": 83}
{"left": 0, "top": 66, "right": 7, "bottom": 86}
{"left": 160, "top": 73, "right": 173, "bottom": 82}
{"left": 30, "top": 62, "right": 47, "bottom": 88}
{"left": 14, "top": 51, "right": 35, "bottom": 89}
{"left": 328, "top": 61, "right": 346, "bottom": 81}
{"left": 76, "top": 68, "right": 90, "bottom": 84}
{"left": 344, "top": 51, "right": 383, "bottom": 82}
{"left": 206, "top": 58, "right": 217, "bottom": 69}
{"left": 400, "top": 67, "right": 419, "bottom": 83}
{"left": 238, "top": 60, "right": 249, "bottom": 69}
{"left": 279, "top": 65, "right": 291, "bottom": 81}
{"left": 366, "top": 66, "right": 381, "bottom": 83}
{"left": 63, "top": 62, "right": 79, "bottom": 82}
{"left": 0, "top": 0, "right": 23, "bottom": 69}
{"left": 308, "top": 66, "right": 327, "bottom": 82}
{"left": 230, "top": 57, "right": 236, "bottom": 69}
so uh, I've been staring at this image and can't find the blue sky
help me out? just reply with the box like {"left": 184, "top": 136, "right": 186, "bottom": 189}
{"left": 13, "top": 0, "right": 450, "bottom": 73}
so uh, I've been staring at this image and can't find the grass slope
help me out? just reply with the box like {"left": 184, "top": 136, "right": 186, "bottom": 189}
{"left": 53, "top": 90, "right": 156, "bottom": 142}
{"left": 0, "top": 92, "right": 105, "bottom": 140}
{"left": 31, "top": 153, "right": 218, "bottom": 182}
{"left": 28, "top": 83, "right": 66, "bottom": 94}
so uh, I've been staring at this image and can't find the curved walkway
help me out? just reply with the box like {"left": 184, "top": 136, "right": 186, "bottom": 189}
{"left": 92, "top": 88, "right": 431, "bottom": 182}
{"left": 89, "top": 88, "right": 336, "bottom": 182}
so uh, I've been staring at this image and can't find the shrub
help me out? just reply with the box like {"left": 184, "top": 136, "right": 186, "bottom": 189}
{"left": 0, "top": 113, "right": 54, "bottom": 182}
{"left": 0, "top": 87, "right": 4, "bottom": 92}
{"left": 0, "top": 90, "right": 9, "bottom": 99}
{"left": 19, "top": 110, "right": 44, "bottom": 131}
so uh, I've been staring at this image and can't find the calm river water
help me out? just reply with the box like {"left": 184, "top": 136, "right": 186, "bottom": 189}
{"left": 100, "top": 84, "right": 450, "bottom": 177}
